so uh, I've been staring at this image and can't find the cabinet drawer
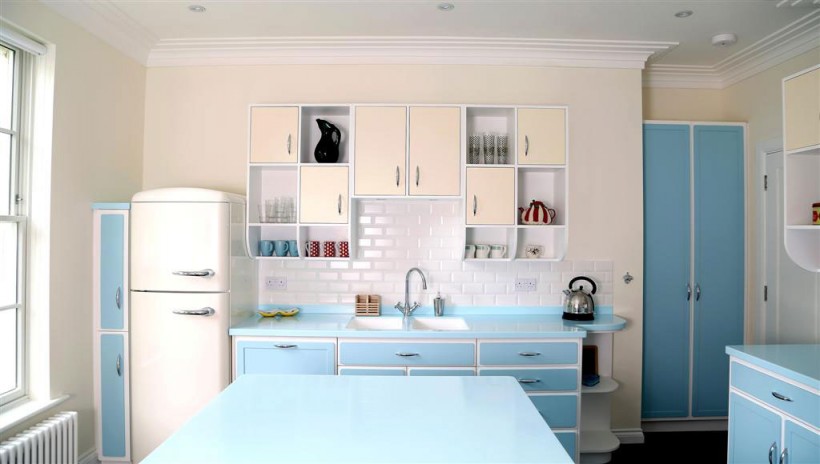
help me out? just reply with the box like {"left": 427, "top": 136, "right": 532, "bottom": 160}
{"left": 731, "top": 362, "right": 819, "bottom": 428}
{"left": 235, "top": 340, "right": 336, "bottom": 377}
{"left": 530, "top": 394, "right": 578, "bottom": 428}
{"left": 338, "top": 341, "right": 475, "bottom": 366}
{"left": 478, "top": 341, "right": 578, "bottom": 366}
{"left": 338, "top": 367, "right": 406, "bottom": 376}
{"left": 408, "top": 368, "right": 476, "bottom": 376}
{"left": 478, "top": 368, "right": 578, "bottom": 392}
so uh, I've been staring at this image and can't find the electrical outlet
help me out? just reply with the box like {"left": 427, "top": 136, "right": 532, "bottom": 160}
{"left": 514, "top": 278, "right": 537, "bottom": 292}
{"left": 265, "top": 277, "right": 287, "bottom": 290}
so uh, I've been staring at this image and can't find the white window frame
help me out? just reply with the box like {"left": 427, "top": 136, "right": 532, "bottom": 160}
{"left": 0, "top": 40, "right": 32, "bottom": 408}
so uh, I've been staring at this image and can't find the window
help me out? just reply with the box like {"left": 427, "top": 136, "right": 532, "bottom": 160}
{"left": 0, "top": 40, "right": 29, "bottom": 407}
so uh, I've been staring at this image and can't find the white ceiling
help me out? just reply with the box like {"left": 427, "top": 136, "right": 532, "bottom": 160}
{"left": 31, "top": 0, "right": 820, "bottom": 87}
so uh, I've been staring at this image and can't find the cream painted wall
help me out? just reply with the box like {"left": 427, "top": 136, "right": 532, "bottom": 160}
{"left": 0, "top": 1, "right": 145, "bottom": 455}
{"left": 643, "top": 87, "right": 726, "bottom": 122}
{"left": 142, "top": 64, "right": 646, "bottom": 431}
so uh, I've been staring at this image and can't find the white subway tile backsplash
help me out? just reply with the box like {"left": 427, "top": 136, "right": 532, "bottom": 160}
{"left": 257, "top": 200, "right": 614, "bottom": 309}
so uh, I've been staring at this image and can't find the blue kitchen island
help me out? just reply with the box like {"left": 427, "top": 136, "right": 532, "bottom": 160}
{"left": 142, "top": 374, "right": 573, "bottom": 463}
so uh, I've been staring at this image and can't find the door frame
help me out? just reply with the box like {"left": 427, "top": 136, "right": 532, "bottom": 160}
{"left": 754, "top": 137, "right": 782, "bottom": 344}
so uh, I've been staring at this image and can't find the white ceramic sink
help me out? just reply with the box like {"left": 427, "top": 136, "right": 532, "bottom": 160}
{"left": 411, "top": 317, "right": 469, "bottom": 331}
{"left": 345, "top": 317, "right": 405, "bottom": 330}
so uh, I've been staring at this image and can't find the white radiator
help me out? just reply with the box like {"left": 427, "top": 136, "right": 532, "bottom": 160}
{"left": 0, "top": 411, "right": 78, "bottom": 464}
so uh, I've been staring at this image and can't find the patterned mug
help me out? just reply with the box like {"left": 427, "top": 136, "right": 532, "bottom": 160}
{"left": 305, "top": 241, "right": 320, "bottom": 258}
{"left": 323, "top": 241, "right": 336, "bottom": 258}
{"left": 339, "top": 241, "right": 350, "bottom": 258}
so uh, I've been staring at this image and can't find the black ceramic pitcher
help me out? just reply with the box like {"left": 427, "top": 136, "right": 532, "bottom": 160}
{"left": 314, "top": 119, "right": 341, "bottom": 163}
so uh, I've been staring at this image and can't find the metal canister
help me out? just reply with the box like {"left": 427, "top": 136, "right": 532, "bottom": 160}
{"left": 813, "top": 202, "right": 820, "bottom": 225}
{"left": 433, "top": 292, "right": 444, "bottom": 317}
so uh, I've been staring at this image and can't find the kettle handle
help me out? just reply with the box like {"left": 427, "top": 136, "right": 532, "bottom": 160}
{"left": 569, "top": 276, "right": 597, "bottom": 295}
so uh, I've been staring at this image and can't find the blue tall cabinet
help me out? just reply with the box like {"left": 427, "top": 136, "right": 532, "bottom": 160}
{"left": 92, "top": 204, "right": 131, "bottom": 463}
{"left": 642, "top": 123, "right": 745, "bottom": 419}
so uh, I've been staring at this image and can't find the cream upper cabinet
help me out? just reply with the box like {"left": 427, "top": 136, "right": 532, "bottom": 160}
{"left": 466, "top": 167, "right": 515, "bottom": 225}
{"left": 408, "top": 106, "right": 461, "bottom": 196}
{"left": 784, "top": 67, "right": 820, "bottom": 152}
{"left": 250, "top": 106, "right": 299, "bottom": 163}
{"left": 354, "top": 106, "right": 407, "bottom": 196}
{"left": 299, "top": 166, "right": 348, "bottom": 224}
{"left": 517, "top": 108, "right": 566, "bottom": 165}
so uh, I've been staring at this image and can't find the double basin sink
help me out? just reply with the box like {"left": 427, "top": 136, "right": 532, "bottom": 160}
{"left": 346, "top": 316, "right": 469, "bottom": 331}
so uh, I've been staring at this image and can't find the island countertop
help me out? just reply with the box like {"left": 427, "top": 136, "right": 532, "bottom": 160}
{"left": 141, "top": 374, "right": 573, "bottom": 464}
{"left": 229, "top": 313, "right": 626, "bottom": 338}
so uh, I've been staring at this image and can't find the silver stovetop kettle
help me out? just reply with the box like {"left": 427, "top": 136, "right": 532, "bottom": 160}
{"left": 562, "top": 276, "right": 596, "bottom": 321}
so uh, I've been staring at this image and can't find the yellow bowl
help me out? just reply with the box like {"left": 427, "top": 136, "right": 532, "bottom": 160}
{"left": 258, "top": 308, "right": 300, "bottom": 318}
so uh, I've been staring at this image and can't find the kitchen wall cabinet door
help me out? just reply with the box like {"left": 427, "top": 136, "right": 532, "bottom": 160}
{"left": 408, "top": 106, "right": 461, "bottom": 196}
{"left": 466, "top": 167, "right": 515, "bottom": 225}
{"left": 642, "top": 123, "right": 744, "bottom": 420}
{"left": 517, "top": 108, "right": 566, "bottom": 165}
{"left": 354, "top": 106, "right": 407, "bottom": 196}
{"left": 299, "top": 166, "right": 349, "bottom": 224}
{"left": 98, "top": 333, "right": 128, "bottom": 460}
{"left": 250, "top": 106, "right": 299, "bottom": 163}
{"left": 784, "top": 67, "right": 820, "bottom": 152}
{"left": 727, "top": 393, "right": 781, "bottom": 464}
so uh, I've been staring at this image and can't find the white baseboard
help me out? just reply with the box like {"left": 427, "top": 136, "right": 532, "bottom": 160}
{"left": 613, "top": 428, "right": 645, "bottom": 444}
{"left": 641, "top": 419, "right": 727, "bottom": 432}
{"left": 79, "top": 448, "right": 99, "bottom": 464}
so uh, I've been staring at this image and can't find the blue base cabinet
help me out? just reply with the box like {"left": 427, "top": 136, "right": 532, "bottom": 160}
{"left": 233, "top": 337, "right": 336, "bottom": 378}
{"left": 642, "top": 123, "right": 745, "bottom": 419}
{"left": 728, "top": 357, "right": 820, "bottom": 464}
{"left": 92, "top": 205, "right": 130, "bottom": 463}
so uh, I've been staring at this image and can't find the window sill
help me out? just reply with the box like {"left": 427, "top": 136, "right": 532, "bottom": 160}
{"left": 0, "top": 395, "right": 69, "bottom": 434}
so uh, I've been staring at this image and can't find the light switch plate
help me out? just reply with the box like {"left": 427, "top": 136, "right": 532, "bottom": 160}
{"left": 515, "top": 278, "right": 537, "bottom": 292}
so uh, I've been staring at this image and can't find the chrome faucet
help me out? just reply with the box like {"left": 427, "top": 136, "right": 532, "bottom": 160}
{"left": 395, "top": 267, "right": 427, "bottom": 318}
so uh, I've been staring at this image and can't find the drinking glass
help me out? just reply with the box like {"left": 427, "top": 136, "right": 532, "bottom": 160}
{"left": 265, "top": 199, "right": 277, "bottom": 223}
{"left": 483, "top": 133, "right": 496, "bottom": 164}
{"left": 497, "top": 134, "right": 509, "bottom": 165}
{"left": 468, "top": 135, "right": 481, "bottom": 164}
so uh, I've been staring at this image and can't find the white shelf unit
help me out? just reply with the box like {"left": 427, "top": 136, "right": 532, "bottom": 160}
{"left": 462, "top": 106, "right": 569, "bottom": 262}
{"left": 580, "top": 332, "right": 620, "bottom": 464}
{"left": 782, "top": 65, "right": 820, "bottom": 273}
{"left": 246, "top": 105, "right": 353, "bottom": 260}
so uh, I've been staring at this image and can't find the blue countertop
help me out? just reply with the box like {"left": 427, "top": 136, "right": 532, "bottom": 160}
{"left": 141, "top": 374, "right": 573, "bottom": 464}
{"left": 726, "top": 344, "right": 820, "bottom": 389}
{"left": 230, "top": 313, "right": 626, "bottom": 338}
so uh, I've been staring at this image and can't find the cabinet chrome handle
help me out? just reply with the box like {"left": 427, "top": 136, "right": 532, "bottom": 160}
{"left": 338, "top": 194, "right": 342, "bottom": 215}
{"left": 415, "top": 166, "right": 420, "bottom": 186}
{"left": 116, "top": 355, "right": 122, "bottom": 377}
{"left": 525, "top": 135, "right": 529, "bottom": 156}
{"left": 172, "top": 307, "right": 216, "bottom": 316}
{"left": 695, "top": 284, "right": 701, "bottom": 301}
{"left": 396, "top": 166, "right": 400, "bottom": 187}
{"left": 274, "top": 344, "right": 297, "bottom": 349}
{"left": 517, "top": 378, "right": 541, "bottom": 384}
{"left": 473, "top": 195, "right": 477, "bottom": 216}
{"left": 771, "top": 391, "right": 793, "bottom": 402}
{"left": 769, "top": 442, "right": 777, "bottom": 464}
{"left": 518, "top": 352, "right": 541, "bottom": 357}
{"left": 287, "top": 134, "right": 292, "bottom": 155}
{"left": 395, "top": 352, "right": 420, "bottom": 357}
{"left": 115, "top": 286, "right": 122, "bottom": 309}
{"left": 779, "top": 448, "right": 787, "bottom": 464}
{"left": 173, "top": 269, "right": 215, "bottom": 278}
{"left": 687, "top": 284, "right": 691, "bottom": 301}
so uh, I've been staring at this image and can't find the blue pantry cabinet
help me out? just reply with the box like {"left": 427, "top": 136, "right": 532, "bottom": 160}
{"left": 92, "top": 204, "right": 130, "bottom": 463}
{"left": 642, "top": 123, "right": 745, "bottom": 419}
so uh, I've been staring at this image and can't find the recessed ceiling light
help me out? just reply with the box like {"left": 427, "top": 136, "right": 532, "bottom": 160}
{"left": 438, "top": 3, "right": 455, "bottom": 11}
{"left": 712, "top": 33, "right": 738, "bottom": 47}
{"left": 188, "top": 4, "right": 206, "bottom": 13}
{"left": 674, "top": 10, "right": 693, "bottom": 18}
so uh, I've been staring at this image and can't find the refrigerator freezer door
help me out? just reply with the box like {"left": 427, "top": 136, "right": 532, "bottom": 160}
{"left": 130, "top": 291, "right": 230, "bottom": 463}
{"left": 131, "top": 202, "right": 230, "bottom": 292}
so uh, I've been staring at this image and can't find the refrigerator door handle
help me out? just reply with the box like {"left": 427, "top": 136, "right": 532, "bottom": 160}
{"left": 172, "top": 269, "right": 215, "bottom": 278}
{"left": 172, "top": 307, "right": 216, "bottom": 316}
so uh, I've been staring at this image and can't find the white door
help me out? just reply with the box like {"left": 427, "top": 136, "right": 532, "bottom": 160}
{"left": 130, "top": 291, "right": 230, "bottom": 463}
{"left": 763, "top": 152, "right": 820, "bottom": 343}
{"left": 408, "top": 106, "right": 461, "bottom": 196}
{"left": 130, "top": 202, "right": 230, "bottom": 292}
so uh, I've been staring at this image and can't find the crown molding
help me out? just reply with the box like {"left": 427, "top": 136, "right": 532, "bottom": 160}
{"left": 644, "top": 10, "right": 820, "bottom": 89}
{"left": 40, "top": 0, "right": 157, "bottom": 64}
{"left": 145, "top": 37, "right": 676, "bottom": 69}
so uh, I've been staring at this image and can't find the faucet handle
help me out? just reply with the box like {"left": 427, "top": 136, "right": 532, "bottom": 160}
{"left": 409, "top": 302, "right": 421, "bottom": 314}
{"left": 394, "top": 302, "right": 405, "bottom": 313}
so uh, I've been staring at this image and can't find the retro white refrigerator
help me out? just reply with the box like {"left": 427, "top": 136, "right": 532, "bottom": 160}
{"left": 129, "top": 188, "right": 254, "bottom": 463}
